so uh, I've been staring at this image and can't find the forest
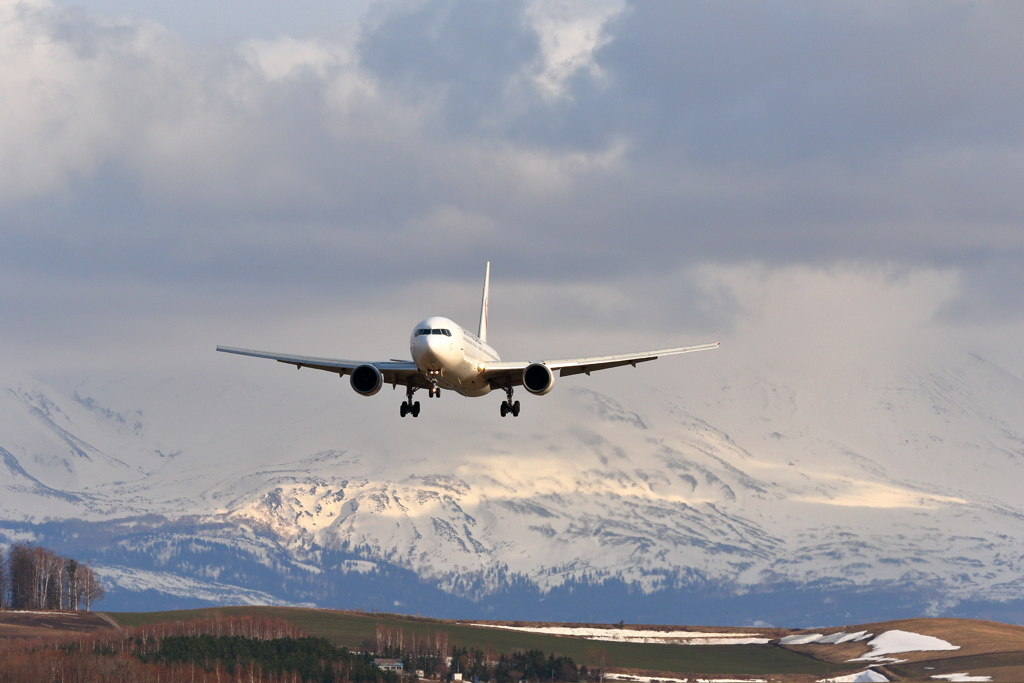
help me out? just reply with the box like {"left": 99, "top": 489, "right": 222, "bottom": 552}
{"left": 0, "top": 614, "right": 595, "bottom": 683}
{"left": 0, "top": 543, "right": 104, "bottom": 610}
{"left": 373, "top": 625, "right": 590, "bottom": 683}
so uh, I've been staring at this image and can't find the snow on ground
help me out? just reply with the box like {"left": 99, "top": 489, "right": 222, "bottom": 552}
{"left": 930, "top": 675, "right": 992, "bottom": 682}
{"left": 817, "top": 671, "right": 888, "bottom": 683}
{"left": 604, "top": 678, "right": 767, "bottom": 683}
{"left": 94, "top": 564, "right": 314, "bottom": 607}
{"left": 848, "top": 630, "right": 960, "bottom": 663}
{"left": 469, "top": 624, "right": 770, "bottom": 645}
{"left": 781, "top": 631, "right": 872, "bottom": 645}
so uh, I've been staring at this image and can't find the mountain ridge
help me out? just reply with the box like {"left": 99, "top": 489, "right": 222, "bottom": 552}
{"left": 2, "top": 350, "right": 1023, "bottom": 622}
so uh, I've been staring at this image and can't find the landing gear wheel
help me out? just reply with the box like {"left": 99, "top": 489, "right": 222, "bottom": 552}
{"left": 511, "top": 400, "right": 520, "bottom": 417}
{"left": 500, "top": 401, "right": 509, "bottom": 417}
{"left": 412, "top": 401, "right": 421, "bottom": 417}
{"left": 400, "top": 403, "right": 408, "bottom": 417}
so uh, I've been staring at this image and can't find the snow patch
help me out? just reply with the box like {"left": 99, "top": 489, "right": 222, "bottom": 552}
{"left": 780, "top": 633, "right": 824, "bottom": 645}
{"left": 94, "top": 564, "right": 315, "bottom": 607}
{"left": 605, "top": 678, "right": 767, "bottom": 683}
{"left": 782, "top": 631, "right": 872, "bottom": 645}
{"left": 339, "top": 559, "right": 378, "bottom": 574}
{"left": 818, "top": 671, "right": 888, "bottom": 683}
{"left": 469, "top": 624, "right": 769, "bottom": 645}
{"left": 930, "top": 675, "right": 992, "bottom": 682}
{"left": 848, "top": 630, "right": 959, "bottom": 663}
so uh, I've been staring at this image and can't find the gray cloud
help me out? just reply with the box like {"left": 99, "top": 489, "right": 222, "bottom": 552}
{"left": 0, "top": 0, "right": 1023, "bottom": 382}
{"left": 359, "top": 0, "right": 541, "bottom": 133}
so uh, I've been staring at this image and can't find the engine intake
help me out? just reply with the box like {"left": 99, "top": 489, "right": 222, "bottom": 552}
{"left": 350, "top": 364, "right": 384, "bottom": 396}
{"left": 522, "top": 363, "right": 555, "bottom": 395}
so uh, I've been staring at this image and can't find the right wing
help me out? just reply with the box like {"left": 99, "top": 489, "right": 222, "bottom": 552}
{"left": 215, "top": 346, "right": 429, "bottom": 388}
{"left": 479, "top": 342, "right": 720, "bottom": 388}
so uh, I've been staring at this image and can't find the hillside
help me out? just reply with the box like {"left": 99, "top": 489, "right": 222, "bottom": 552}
{"left": 0, "top": 611, "right": 116, "bottom": 639}
{"left": 101, "top": 608, "right": 1024, "bottom": 681}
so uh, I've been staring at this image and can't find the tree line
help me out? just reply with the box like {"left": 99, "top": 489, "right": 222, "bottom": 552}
{"left": 0, "top": 614, "right": 607, "bottom": 683}
{"left": 0, "top": 615, "right": 400, "bottom": 683}
{"left": 372, "top": 625, "right": 604, "bottom": 682}
{"left": 0, "top": 543, "right": 104, "bottom": 610}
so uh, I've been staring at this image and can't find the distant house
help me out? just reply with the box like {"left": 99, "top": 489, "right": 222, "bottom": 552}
{"left": 374, "top": 658, "right": 404, "bottom": 672}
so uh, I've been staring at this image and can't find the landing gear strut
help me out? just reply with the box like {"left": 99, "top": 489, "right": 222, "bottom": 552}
{"left": 400, "top": 383, "right": 421, "bottom": 418}
{"left": 500, "top": 386, "right": 520, "bottom": 417}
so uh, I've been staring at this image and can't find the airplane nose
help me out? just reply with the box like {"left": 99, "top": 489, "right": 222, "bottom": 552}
{"left": 416, "top": 335, "right": 441, "bottom": 363}
{"left": 420, "top": 334, "right": 453, "bottom": 363}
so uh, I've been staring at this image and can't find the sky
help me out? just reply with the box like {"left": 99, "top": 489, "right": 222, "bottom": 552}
{"left": 1, "top": 0, "right": 1023, "bottom": 391}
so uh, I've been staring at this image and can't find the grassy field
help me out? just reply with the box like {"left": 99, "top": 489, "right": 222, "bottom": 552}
{"left": 107, "top": 606, "right": 833, "bottom": 677}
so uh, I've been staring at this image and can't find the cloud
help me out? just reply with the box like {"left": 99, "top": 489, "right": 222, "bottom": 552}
{"left": 0, "top": 0, "right": 1022, "bottom": 384}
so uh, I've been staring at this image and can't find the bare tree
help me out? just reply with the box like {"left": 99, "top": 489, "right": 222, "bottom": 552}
{"left": 8, "top": 543, "right": 37, "bottom": 609}
{"left": 586, "top": 647, "right": 611, "bottom": 683}
{"left": 65, "top": 559, "right": 79, "bottom": 611}
{"left": 0, "top": 545, "right": 6, "bottom": 609}
{"left": 35, "top": 547, "right": 64, "bottom": 609}
{"left": 80, "top": 563, "right": 105, "bottom": 611}
{"left": 434, "top": 630, "right": 450, "bottom": 658}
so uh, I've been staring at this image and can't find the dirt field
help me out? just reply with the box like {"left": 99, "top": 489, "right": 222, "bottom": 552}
{"left": 775, "top": 617, "right": 1024, "bottom": 682}
{"left": 779, "top": 617, "right": 1024, "bottom": 662}
{"left": 0, "top": 610, "right": 117, "bottom": 639}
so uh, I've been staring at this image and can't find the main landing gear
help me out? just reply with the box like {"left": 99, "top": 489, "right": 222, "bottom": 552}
{"left": 500, "top": 386, "right": 520, "bottom": 417}
{"left": 400, "top": 384, "right": 420, "bottom": 418}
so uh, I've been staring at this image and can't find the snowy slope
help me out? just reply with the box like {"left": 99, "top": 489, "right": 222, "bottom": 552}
{"left": 2, "top": 349, "right": 1024, "bottom": 615}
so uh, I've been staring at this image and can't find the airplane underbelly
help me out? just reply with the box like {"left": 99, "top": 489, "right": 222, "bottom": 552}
{"left": 441, "top": 355, "right": 491, "bottom": 397}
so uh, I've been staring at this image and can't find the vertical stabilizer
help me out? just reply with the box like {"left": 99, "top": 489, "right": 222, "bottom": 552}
{"left": 478, "top": 261, "right": 490, "bottom": 343}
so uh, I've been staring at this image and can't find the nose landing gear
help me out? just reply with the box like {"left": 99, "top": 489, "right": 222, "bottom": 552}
{"left": 500, "top": 386, "right": 520, "bottom": 417}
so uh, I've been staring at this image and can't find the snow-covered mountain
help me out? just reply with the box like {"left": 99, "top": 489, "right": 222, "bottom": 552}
{"left": 2, "top": 350, "right": 1024, "bottom": 623}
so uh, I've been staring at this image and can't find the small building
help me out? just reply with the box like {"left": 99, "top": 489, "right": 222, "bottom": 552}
{"left": 374, "top": 658, "right": 404, "bottom": 672}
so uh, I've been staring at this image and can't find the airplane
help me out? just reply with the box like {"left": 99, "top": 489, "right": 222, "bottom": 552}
{"left": 217, "top": 263, "right": 719, "bottom": 418}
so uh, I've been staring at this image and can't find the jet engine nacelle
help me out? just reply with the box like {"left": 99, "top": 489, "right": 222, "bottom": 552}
{"left": 350, "top": 364, "right": 384, "bottom": 396}
{"left": 522, "top": 363, "right": 555, "bottom": 395}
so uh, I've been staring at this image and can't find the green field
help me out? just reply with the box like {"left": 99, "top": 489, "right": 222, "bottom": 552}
{"left": 107, "top": 606, "right": 837, "bottom": 677}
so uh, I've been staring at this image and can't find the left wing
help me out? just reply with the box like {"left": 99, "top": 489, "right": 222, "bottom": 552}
{"left": 215, "top": 346, "right": 428, "bottom": 387}
{"left": 479, "top": 342, "right": 720, "bottom": 388}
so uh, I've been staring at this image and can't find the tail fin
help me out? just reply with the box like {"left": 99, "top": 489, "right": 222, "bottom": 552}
{"left": 478, "top": 261, "right": 490, "bottom": 343}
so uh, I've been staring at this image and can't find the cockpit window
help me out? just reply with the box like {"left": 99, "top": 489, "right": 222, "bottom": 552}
{"left": 416, "top": 328, "right": 452, "bottom": 337}
{"left": 415, "top": 329, "right": 430, "bottom": 336}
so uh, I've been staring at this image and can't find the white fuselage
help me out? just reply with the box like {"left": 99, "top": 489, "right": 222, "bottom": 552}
{"left": 410, "top": 316, "right": 498, "bottom": 397}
